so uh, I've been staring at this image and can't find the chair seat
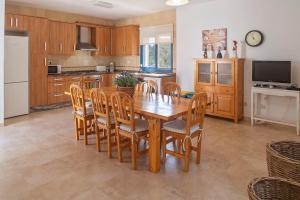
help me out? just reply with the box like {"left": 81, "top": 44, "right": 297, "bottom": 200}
{"left": 163, "top": 119, "right": 202, "bottom": 135}
{"left": 97, "top": 113, "right": 115, "bottom": 125}
{"left": 85, "top": 101, "right": 93, "bottom": 108}
{"left": 74, "top": 106, "right": 93, "bottom": 117}
{"left": 120, "top": 119, "right": 148, "bottom": 133}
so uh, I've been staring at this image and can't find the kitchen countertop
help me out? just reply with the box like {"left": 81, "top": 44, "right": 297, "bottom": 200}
{"left": 48, "top": 70, "right": 176, "bottom": 78}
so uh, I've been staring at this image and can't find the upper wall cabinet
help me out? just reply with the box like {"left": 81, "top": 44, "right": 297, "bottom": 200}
{"left": 94, "top": 26, "right": 112, "bottom": 56}
{"left": 5, "top": 14, "right": 28, "bottom": 31}
{"left": 48, "top": 21, "right": 76, "bottom": 55}
{"left": 112, "top": 25, "right": 139, "bottom": 56}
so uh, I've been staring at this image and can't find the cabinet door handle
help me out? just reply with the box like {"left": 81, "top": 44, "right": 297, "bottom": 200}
{"left": 44, "top": 57, "right": 47, "bottom": 67}
{"left": 60, "top": 43, "right": 63, "bottom": 53}
{"left": 44, "top": 42, "right": 47, "bottom": 51}
{"left": 15, "top": 18, "right": 18, "bottom": 28}
{"left": 54, "top": 94, "right": 64, "bottom": 97}
{"left": 54, "top": 78, "right": 63, "bottom": 81}
{"left": 10, "top": 17, "right": 13, "bottom": 27}
{"left": 54, "top": 83, "right": 64, "bottom": 86}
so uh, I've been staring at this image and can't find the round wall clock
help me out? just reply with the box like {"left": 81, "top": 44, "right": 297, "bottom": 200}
{"left": 245, "top": 30, "right": 264, "bottom": 47}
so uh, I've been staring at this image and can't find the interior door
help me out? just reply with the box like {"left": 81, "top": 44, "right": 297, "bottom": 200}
{"left": 213, "top": 94, "right": 235, "bottom": 117}
{"left": 215, "top": 60, "right": 234, "bottom": 87}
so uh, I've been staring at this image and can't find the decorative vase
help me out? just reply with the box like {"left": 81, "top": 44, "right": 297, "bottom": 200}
{"left": 117, "top": 86, "right": 135, "bottom": 97}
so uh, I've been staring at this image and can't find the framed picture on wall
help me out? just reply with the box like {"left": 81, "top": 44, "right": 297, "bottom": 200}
{"left": 202, "top": 28, "right": 227, "bottom": 51}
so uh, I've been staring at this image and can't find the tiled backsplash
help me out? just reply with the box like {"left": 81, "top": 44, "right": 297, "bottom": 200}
{"left": 48, "top": 51, "right": 140, "bottom": 71}
{"left": 48, "top": 51, "right": 112, "bottom": 68}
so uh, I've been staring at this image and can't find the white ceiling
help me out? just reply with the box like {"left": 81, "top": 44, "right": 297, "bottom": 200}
{"left": 6, "top": 0, "right": 211, "bottom": 20}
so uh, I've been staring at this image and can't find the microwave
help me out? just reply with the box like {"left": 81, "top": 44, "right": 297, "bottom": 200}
{"left": 48, "top": 65, "right": 62, "bottom": 74}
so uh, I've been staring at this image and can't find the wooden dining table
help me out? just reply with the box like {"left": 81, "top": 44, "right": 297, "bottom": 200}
{"left": 65, "top": 87, "right": 190, "bottom": 173}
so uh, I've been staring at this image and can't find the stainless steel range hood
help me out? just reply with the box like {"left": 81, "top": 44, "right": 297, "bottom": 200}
{"left": 76, "top": 26, "right": 97, "bottom": 51}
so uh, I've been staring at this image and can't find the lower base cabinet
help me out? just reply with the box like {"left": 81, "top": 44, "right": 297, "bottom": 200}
{"left": 47, "top": 75, "right": 80, "bottom": 105}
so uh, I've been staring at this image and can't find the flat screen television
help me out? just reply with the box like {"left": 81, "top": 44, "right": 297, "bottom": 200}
{"left": 252, "top": 61, "right": 291, "bottom": 83}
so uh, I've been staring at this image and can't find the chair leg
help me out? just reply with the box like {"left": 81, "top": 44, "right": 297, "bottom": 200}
{"left": 178, "top": 139, "right": 182, "bottom": 153}
{"left": 196, "top": 134, "right": 202, "bottom": 164}
{"left": 83, "top": 119, "right": 88, "bottom": 145}
{"left": 131, "top": 139, "right": 137, "bottom": 170}
{"left": 75, "top": 118, "right": 79, "bottom": 141}
{"left": 172, "top": 138, "right": 176, "bottom": 151}
{"left": 116, "top": 130, "right": 123, "bottom": 162}
{"left": 107, "top": 128, "right": 112, "bottom": 158}
{"left": 162, "top": 132, "right": 167, "bottom": 163}
{"left": 95, "top": 125, "right": 100, "bottom": 152}
{"left": 183, "top": 138, "right": 191, "bottom": 172}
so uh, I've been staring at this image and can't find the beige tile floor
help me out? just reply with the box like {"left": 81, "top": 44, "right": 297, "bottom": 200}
{"left": 0, "top": 107, "right": 299, "bottom": 200}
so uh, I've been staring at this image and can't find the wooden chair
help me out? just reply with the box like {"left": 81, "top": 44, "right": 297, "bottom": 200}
{"left": 111, "top": 92, "right": 149, "bottom": 170}
{"left": 163, "top": 82, "right": 181, "bottom": 99}
{"left": 80, "top": 77, "right": 100, "bottom": 89}
{"left": 146, "top": 80, "right": 158, "bottom": 95}
{"left": 90, "top": 88, "right": 115, "bottom": 158}
{"left": 162, "top": 93, "right": 207, "bottom": 172}
{"left": 135, "top": 82, "right": 147, "bottom": 95}
{"left": 70, "top": 84, "right": 95, "bottom": 145}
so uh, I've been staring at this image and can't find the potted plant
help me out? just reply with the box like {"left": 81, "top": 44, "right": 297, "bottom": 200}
{"left": 114, "top": 72, "right": 139, "bottom": 96}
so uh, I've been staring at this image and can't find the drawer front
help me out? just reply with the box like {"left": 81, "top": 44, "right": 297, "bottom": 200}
{"left": 48, "top": 82, "right": 67, "bottom": 94}
{"left": 195, "top": 85, "right": 214, "bottom": 93}
{"left": 48, "top": 93, "right": 66, "bottom": 104}
{"left": 48, "top": 76, "right": 68, "bottom": 83}
{"left": 68, "top": 76, "right": 82, "bottom": 82}
{"left": 214, "top": 86, "right": 234, "bottom": 95}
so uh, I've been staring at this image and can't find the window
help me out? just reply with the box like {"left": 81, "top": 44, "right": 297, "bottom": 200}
{"left": 140, "top": 25, "right": 173, "bottom": 72}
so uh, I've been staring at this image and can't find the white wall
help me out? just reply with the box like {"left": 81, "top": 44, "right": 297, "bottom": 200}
{"left": 0, "top": 0, "right": 4, "bottom": 125}
{"left": 176, "top": 0, "right": 300, "bottom": 119}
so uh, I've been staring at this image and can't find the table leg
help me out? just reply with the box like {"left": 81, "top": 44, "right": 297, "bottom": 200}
{"left": 148, "top": 118, "right": 161, "bottom": 173}
{"left": 251, "top": 90, "right": 254, "bottom": 126}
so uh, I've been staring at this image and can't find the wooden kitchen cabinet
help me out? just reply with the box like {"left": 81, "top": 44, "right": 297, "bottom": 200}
{"left": 48, "top": 21, "right": 76, "bottom": 55}
{"left": 28, "top": 17, "right": 48, "bottom": 107}
{"left": 94, "top": 26, "right": 112, "bottom": 56}
{"left": 194, "top": 58, "right": 244, "bottom": 122}
{"left": 112, "top": 25, "right": 139, "bottom": 56}
{"left": 47, "top": 75, "right": 78, "bottom": 104}
{"left": 101, "top": 73, "right": 116, "bottom": 87}
{"left": 5, "top": 13, "right": 28, "bottom": 31}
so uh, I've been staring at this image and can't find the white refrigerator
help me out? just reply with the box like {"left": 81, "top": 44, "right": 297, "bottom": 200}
{"left": 4, "top": 35, "right": 29, "bottom": 118}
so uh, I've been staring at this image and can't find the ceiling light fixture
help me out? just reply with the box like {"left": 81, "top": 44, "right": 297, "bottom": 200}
{"left": 93, "top": 0, "right": 113, "bottom": 8}
{"left": 165, "top": 0, "right": 190, "bottom": 6}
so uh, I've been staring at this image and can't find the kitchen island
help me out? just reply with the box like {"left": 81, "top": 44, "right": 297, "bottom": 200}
{"left": 47, "top": 70, "right": 176, "bottom": 105}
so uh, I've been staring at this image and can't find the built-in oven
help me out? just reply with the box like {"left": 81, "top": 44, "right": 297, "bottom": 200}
{"left": 48, "top": 65, "right": 62, "bottom": 74}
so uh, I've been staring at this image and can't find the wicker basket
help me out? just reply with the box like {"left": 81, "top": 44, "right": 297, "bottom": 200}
{"left": 266, "top": 141, "right": 300, "bottom": 183}
{"left": 248, "top": 177, "right": 300, "bottom": 200}
{"left": 117, "top": 86, "right": 135, "bottom": 97}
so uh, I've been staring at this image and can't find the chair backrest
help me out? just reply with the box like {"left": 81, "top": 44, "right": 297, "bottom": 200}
{"left": 163, "top": 82, "right": 181, "bottom": 98}
{"left": 135, "top": 82, "right": 147, "bottom": 94}
{"left": 111, "top": 92, "right": 135, "bottom": 131}
{"left": 70, "top": 84, "right": 86, "bottom": 114}
{"left": 90, "top": 88, "right": 110, "bottom": 124}
{"left": 146, "top": 80, "right": 158, "bottom": 95}
{"left": 80, "top": 77, "right": 100, "bottom": 89}
{"left": 186, "top": 93, "right": 207, "bottom": 135}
